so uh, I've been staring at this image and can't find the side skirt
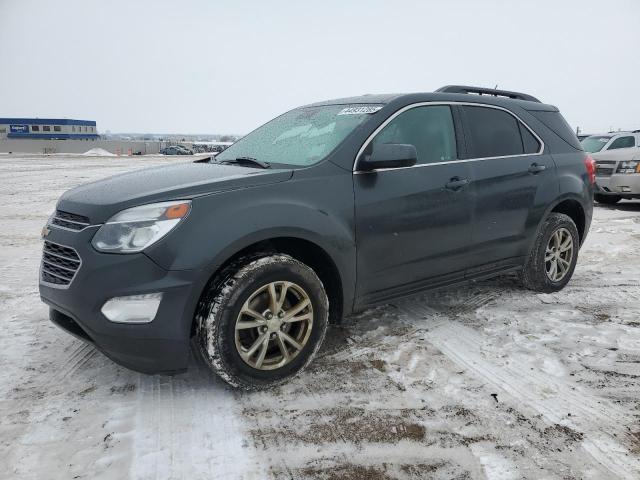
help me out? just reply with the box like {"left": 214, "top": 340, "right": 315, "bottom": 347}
{"left": 354, "top": 260, "right": 523, "bottom": 311}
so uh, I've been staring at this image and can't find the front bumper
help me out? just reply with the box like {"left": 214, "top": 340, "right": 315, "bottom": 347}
{"left": 595, "top": 174, "right": 640, "bottom": 197}
{"left": 39, "top": 225, "right": 206, "bottom": 374}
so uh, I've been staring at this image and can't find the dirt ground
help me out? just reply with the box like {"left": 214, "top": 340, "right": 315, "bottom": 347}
{"left": 1, "top": 154, "right": 639, "bottom": 479}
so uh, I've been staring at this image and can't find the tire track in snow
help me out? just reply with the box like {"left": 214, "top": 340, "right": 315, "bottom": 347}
{"left": 129, "top": 352, "right": 261, "bottom": 480}
{"left": 397, "top": 310, "right": 640, "bottom": 479}
{"left": 47, "top": 342, "right": 96, "bottom": 386}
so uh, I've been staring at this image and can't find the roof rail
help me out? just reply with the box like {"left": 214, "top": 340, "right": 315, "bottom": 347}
{"left": 435, "top": 85, "right": 541, "bottom": 103}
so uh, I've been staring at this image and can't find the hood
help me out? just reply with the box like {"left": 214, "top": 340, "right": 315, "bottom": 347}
{"left": 57, "top": 161, "right": 293, "bottom": 223}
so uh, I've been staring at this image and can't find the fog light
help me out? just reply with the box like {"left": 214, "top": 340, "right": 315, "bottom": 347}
{"left": 101, "top": 293, "right": 163, "bottom": 323}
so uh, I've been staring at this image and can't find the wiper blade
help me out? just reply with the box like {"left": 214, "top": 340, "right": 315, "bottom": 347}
{"left": 218, "top": 157, "right": 271, "bottom": 169}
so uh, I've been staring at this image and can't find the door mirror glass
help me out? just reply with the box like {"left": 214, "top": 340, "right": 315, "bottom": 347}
{"left": 360, "top": 143, "right": 417, "bottom": 170}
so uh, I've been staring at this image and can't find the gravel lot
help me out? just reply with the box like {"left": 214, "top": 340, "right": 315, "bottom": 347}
{"left": 1, "top": 155, "right": 639, "bottom": 479}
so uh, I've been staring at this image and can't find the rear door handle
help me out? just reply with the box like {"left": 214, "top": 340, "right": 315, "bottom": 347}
{"left": 445, "top": 177, "right": 469, "bottom": 191}
{"left": 528, "top": 163, "right": 546, "bottom": 174}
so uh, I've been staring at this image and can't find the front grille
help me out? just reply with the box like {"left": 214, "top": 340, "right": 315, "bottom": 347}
{"left": 51, "top": 210, "right": 90, "bottom": 231}
{"left": 596, "top": 161, "right": 616, "bottom": 177}
{"left": 41, "top": 241, "right": 81, "bottom": 286}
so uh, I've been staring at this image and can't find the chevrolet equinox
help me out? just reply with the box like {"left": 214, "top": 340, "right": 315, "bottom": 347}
{"left": 39, "top": 85, "right": 595, "bottom": 389}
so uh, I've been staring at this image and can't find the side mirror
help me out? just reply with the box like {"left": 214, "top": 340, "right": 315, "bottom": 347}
{"left": 359, "top": 143, "right": 417, "bottom": 171}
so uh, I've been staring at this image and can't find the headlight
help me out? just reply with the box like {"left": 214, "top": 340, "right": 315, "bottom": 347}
{"left": 92, "top": 200, "right": 191, "bottom": 253}
{"left": 616, "top": 161, "right": 640, "bottom": 174}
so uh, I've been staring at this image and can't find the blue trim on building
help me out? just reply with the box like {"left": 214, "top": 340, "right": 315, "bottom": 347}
{"left": 7, "top": 133, "right": 100, "bottom": 140}
{"left": 0, "top": 118, "right": 96, "bottom": 126}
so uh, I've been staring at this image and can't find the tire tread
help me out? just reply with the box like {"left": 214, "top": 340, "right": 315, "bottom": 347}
{"left": 521, "top": 212, "right": 579, "bottom": 293}
{"left": 196, "top": 254, "right": 328, "bottom": 390}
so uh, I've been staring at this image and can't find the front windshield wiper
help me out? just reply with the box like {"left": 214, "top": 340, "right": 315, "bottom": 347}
{"left": 217, "top": 157, "right": 271, "bottom": 169}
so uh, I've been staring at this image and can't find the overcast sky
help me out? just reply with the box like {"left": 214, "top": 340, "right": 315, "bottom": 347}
{"left": 1, "top": 0, "right": 638, "bottom": 135}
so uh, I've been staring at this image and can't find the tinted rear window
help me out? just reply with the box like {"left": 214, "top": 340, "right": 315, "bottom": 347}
{"left": 528, "top": 110, "right": 582, "bottom": 150}
{"left": 462, "top": 106, "right": 524, "bottom": 157}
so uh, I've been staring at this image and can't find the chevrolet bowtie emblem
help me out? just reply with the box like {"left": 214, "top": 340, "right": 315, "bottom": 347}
{"left": 41, "top": 226, "right": 51, "bottom": 239}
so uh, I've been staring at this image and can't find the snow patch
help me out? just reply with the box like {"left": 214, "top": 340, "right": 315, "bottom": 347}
{"left": 82, "top": 147, "right": 116, "bottom": 156}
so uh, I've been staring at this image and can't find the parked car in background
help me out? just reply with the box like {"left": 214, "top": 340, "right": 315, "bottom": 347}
{"left": 593, "top": 147, "right": 640, "bottom": 204}
{"left": 160, "top": 145, "right": 193, "bottom": 155}
{"left": 581, "top": 131, "right": 640, "bottom": 154}
{"left": 39, "top": 85, "right": 594, "bottom": 389}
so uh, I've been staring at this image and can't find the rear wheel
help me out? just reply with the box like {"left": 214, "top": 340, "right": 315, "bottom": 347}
{"left": 196, "top": 254, "right": 329, "bottom": 390}
{"left": 521, "top": 213, "right": 579, "bottom": 293}
{"left": 594, "top": 194, "right": 621, "bottom": 205}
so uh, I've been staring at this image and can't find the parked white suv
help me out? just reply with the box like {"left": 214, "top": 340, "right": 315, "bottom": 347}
{"left": 581, "top": 131, "right": 640, "bottom": 154}
{"left": 593, "top": 146, "right": 640, "bottom": 204}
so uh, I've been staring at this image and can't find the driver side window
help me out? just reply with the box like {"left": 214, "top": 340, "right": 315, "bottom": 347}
{"left": 371, "top": 105, "right": 457, "bottom": 164}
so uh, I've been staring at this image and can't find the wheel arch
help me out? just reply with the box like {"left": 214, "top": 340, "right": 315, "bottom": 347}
{"left": 525, "top": 195, "right": 588, "bottom": 263}
{"left": 550, "top": 197, "right": 586, "bottom": 244}
{"left": 191, "top": 234, "right": 348, "bottom": 337}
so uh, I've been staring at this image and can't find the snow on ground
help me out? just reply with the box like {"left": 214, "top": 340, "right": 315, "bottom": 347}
{"left": 82, "top": 148, "right": 116, "bottom": 157}
{"left": 1, "top": 155, "right": 639, "bottom": 479}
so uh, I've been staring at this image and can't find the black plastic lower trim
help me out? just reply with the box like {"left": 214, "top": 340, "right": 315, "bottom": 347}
{"left": 49, "top": 308, "right": 94, "bottom": 344}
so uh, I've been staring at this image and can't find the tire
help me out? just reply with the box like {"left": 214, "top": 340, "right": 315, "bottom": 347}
{"left": 594, "top": 194, "right": 621, "bottom": 205}
{"left": 196, "top": 254, "right": 329, "bottom": 390}
{"left": 521, "top": 213, "right": 579, "bottom": 293}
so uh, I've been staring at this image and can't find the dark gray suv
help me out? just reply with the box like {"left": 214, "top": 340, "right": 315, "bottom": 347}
{"left": 39, "top": 85, "right": 595, "bottom": 389}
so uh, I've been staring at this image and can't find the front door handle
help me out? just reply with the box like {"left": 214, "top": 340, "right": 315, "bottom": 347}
{"left": 528, "top": 163, "right": 546, "bottom": 174}
{"left": 445, "top": 177, "right": 469, "bottom": 191}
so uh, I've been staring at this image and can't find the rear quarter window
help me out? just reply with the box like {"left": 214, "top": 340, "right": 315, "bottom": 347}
{"left": 527, "top": 110, "right": 582, "bottom": 150}
{"left": 518, "top": 122, "right": 541, "bottom": 154}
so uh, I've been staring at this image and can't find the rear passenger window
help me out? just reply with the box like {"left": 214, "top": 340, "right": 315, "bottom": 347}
{"left": 519, "top": 122, "right": 541, "bottom": 154}
{"left": 371, "top": 105, "right": 457, "bottom": 164}
{"left": 463, "top": 106, "right": 525, "bottom": 158}
{"left": 608, "top": 136, "right": 634, "bottom": 150}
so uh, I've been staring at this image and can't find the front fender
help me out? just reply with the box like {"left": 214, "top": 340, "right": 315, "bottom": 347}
{"left": 144, "top": 165, "right": 357, "bottom": 312}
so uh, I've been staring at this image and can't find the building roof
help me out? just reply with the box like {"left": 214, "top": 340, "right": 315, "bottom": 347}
{"left": 0, "top": 118, "right": 96, "bottom": 126}
{"left": 6, "top": 133, "right": 100, "bottom": 139}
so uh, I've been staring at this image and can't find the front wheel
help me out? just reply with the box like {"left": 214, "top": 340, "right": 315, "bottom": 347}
{"left": 196, "top": 254, "right": 329, "bottom": 390}
{"left": 594, "top": 194, "right": 621, "bottom": 205}
{"left": 521, "top": 213, "right": 579, "bottom": 293}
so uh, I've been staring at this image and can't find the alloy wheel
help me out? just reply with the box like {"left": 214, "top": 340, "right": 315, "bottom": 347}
{"left": 234, "top": 281, "right": 313, "bottom": 370}
{"left": 545, "top": 227, "right": 574, "bottom": 282}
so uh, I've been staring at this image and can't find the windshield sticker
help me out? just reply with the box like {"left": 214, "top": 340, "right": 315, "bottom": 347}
{"left": 338, "top": 106, "right": 383, "bottom": 115}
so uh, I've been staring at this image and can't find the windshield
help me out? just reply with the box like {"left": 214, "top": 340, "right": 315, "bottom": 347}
{"left": 216, "top": 104, "right": 381, "bottom": 167}
{"left": 580, "top": 136, "right": 611, "bottom": 153}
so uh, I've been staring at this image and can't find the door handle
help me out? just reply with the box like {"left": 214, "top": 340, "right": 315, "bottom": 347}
{"left": 528, "top": 163, "right": 546, "bottom": 174}
{"left": 445, "top": 177, "right": 469, "bottom": 191}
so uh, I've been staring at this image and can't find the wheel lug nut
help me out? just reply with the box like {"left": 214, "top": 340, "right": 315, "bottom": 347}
{"left": 266, "top": 312, "right": 272, "bottom": 319}
{"left": 278, "top": 312, "right": 284, "bottom": 318}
